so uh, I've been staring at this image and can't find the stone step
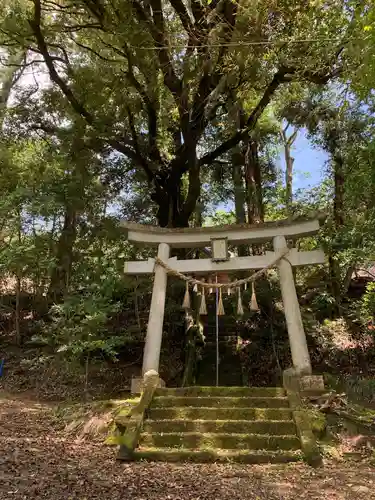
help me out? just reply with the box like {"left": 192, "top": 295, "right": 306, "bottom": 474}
{"left": 205, "top": 341, "right": 237, "bottom": 347}
{"left": 204, "top": 328, "right": 238, "bottom": 334}
{"left": 204, "top": 331, "right": 237, "bottom": 336}
{"left": 140, "top": 432, "right": 300, "bottom": 451}
{"left": 204, "top": 335, "right": 237, "bottom": 341}
{"left": 151, "top": 396, "right": 290, "bottom": 409}
{"left": 148, "top": 406, "right": 293, "bottom": 421}
{"left": 132, "top": 447, "right": 302, "bottom": 464}
{"left": 155, "top": 387, "right": 285, "bottom": 397}
{"left": 143, "top": 419, "right": 296, "bottom": 435}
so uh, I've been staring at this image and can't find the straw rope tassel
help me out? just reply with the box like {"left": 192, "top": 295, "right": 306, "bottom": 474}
{"left": 199, "top": 286, "right": 207, "bottom": 315}
{"left": 237, "top": 286, "right": 244, "bottom": 316}
{"left": 217, "top": 288, "right": 225, "bottom": 316}
{"left": 250, "top": 281, "right": 260, "bottom": 312}
{"left": 182, "top": 281, "right": 191, "bottom": 309}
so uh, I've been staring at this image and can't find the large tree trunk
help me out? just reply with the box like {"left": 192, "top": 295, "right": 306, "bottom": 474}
{"left": 232, "top": 147, "right": 248, "bottom": 256}
{"left": 48, "top": 123, "right": 90, "bottom": 298}
{"left": 285, "top": 151, "right": 294, "bottom": 211}
{"left": 154, "top": 153, "right": 201, "bottom": 228}
{"left": 193, "top": 199, "right": 203, "bottom": 228}
{"left": 48, "top": 207, "right": 77, "bottom": 300}
{"left": 244, "top": 140, "right": 264, "bottom": 224}
{"left": 244, "top": 140, "right": 264, "bottom": 256}
{"left": 329, "top": 153, "right": 345, "bottom": 309}
{"left": 280, "top": 126, "right": 297, "bottom": 213}
{"left": 0, "top": 51, "right": 26, "bottom": 128}
{"left": 333, "top": 153, "right": 345, "bottom": 228}
{"left": 232, "top": 149, "right": 246, "bottom": 225}
{"left": 329, "top": 153, "right": 344, "bottom": 308}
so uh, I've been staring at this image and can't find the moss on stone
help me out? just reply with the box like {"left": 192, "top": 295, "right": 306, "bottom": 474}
{"left": 122, "top": 385, "right": 302, "bottom": 465}
{"left": 293, "top": 410, "right": 322, "bottom": 467}
{"left": 113, "top": 373, "right": 159, "bottom": 459}
{"left": 151, "top": 396, "right": 289, "bottom": 409}
{"left": 155, "top": 387, "right": 286, "bottom": 398}
{"left": 140, "top": 431, "right": 300, "bottom": 451}
{"left": 306, "top": 409, "right": 327, "bottom": 438}
{"left": 149, "top": 406, "right": 293, "bottom": 421}
{"left": 143, "top": 418, "right": 296, "bottom": 435}
{"left": 132, "top": 447, "right": 302, "bottom": 464}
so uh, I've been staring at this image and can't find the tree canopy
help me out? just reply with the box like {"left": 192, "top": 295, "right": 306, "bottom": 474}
{"left": 1, "top": 0, "right": 372, "bottom": 226}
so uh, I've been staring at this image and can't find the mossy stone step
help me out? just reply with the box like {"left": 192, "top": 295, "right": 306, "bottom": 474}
{"left": 205, "top": 340, "right": 237, "bottom": 346}
{"left": 151, "top": 396, "right": 289, "bottom": 408}
{"left": 140, "top": 431, "right": 300, "bottom": 451}
{"left": 148, "top": 407, "right": 293, "bottom": 421}
{"left": 143, "top": 419, "right": 296, "bottom": 435}
{"left": 155, "top": 386, "right": 285, "bottom": 398}
{"left": 132, "top": 447, "right": 302, "bottom": 464}
{"left": 204, "top": 334, "right": 237, "bottom": 339}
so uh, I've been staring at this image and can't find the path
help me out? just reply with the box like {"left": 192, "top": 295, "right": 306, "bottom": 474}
{"left": 1, "top": 394, "right": 375, "bottom": 499}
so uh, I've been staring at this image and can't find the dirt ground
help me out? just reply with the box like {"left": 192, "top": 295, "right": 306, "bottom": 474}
{"left": 1, "top": 394, "right": 375, "bottom": 500}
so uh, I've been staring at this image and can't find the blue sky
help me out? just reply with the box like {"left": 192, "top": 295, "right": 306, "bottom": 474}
{"left": 280, "top": 128, "right": 328, "bottom": 192}
{"left": 215, "top": 128, "right": 329, "bottom": 214}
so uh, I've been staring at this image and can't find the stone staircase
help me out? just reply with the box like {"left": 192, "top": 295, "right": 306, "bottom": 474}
{"left": 133, "top": 386, "right": 302, "bottom": 463}
{"left": 197, "top": 309, "right": 243, "bottom": 386}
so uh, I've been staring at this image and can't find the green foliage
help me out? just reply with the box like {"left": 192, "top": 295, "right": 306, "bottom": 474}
{"left": 44, "top": 294, "right": 123, "bottom": 361}
{"left": 31, "top": 278, "right": 122, "bottom": 362}
{"left": 361, "top": 283, "right": 375, "bottom": 323}
{"left": 311, "top": 292, "right": 335, "bottom": 311}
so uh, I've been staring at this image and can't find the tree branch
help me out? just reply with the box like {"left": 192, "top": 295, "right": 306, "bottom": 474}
{"left": 125, "top": 107, "right": 155, "bottom": 182}
{"left": 189, "top": 0, "right": 237, "bottom": 141}
{"left": 190, "top": 0, "right": 206, "bottom": 25}
{"left": 182, "top": 161, "right": 201, "bottom": 223}
{"left": 132, "top": 0, "right": 182, "bottom": 99}
{"left": 80, "top": 0, "right": 106, "bottom": 25}
{"left": 70, "top": 37, "right": 123, "bottom": 63}
{"left": 198, "top": 64, "right": 342, "bottom": 167}
{"left": 169, "top": 0, "right": 193, "bottom": 34}
{"left": 29, "top": 0, "right": 94, "bottom": 124}
{"left": 198, "top": 69, "right": 287, "bottom": 166}
{"left": 29, "top": 0, "right": 156, "bottom": 181}
{"left": 123, "top": 46, "right": 162, "bottom": 164}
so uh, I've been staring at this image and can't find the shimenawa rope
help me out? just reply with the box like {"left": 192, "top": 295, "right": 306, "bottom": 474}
{"left": 153, "top": 248, "right": 289, "bottom": 289}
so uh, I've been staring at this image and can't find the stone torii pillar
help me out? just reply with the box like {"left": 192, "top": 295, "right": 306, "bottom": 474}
{"left": 142, "top": 242, "right": 170, "bottom": 375}
{"left": 274, "top": 235, "right": 312, "bottom": 374}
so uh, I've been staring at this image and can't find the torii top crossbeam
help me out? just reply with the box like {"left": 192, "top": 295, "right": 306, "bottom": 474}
{"left": 121, "top": 216, "right": 323, "bottom": 248}
{"left": 121, "top": 216, "right": 325, "bottom": 275}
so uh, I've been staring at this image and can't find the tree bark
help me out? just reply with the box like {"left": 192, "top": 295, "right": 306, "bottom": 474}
{"left": 48, "top": 207, "right": 77, "bottom": 300}
{"left": 328, "top": 151, "right": 345, "bottom": 310}
{"left": 244, "top": 140, "right": 264, "bottom": 225}
{"left": 193, "top": 199, "right": 203, "bottom": 227}
{"left": 280, "top": 126, "right": 297, "bottom": 213}
{"left": 333, "top": 153, "right": 345, "bottom": 228}
{"left": 0, "top": 51, "right": 26, "bottom": 128}
{"left": 232, "top": 150, "right": 246, "bottom": 225}
{"left": 244, "top": 140, "right": 264, "bottom": 255}
{"left": 232, "top": 148, "right": 248, "bottom": 256}
{"left": 15, "top": 208, "right": 22, "bottom": 345}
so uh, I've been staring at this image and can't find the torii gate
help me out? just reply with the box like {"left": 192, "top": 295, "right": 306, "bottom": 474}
{"left": 122, "top": 217, "right": 326, "bottom": 383}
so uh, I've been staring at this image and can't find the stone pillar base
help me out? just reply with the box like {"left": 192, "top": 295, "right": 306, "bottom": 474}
{"left": 131, "top": 376, "right": 166, "bottom": 394}
{"left": 299, "top": 374, "right": 325, "bottom": 396}
{"left": 283, "top": 368, "right": 325, "bottom": 395}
